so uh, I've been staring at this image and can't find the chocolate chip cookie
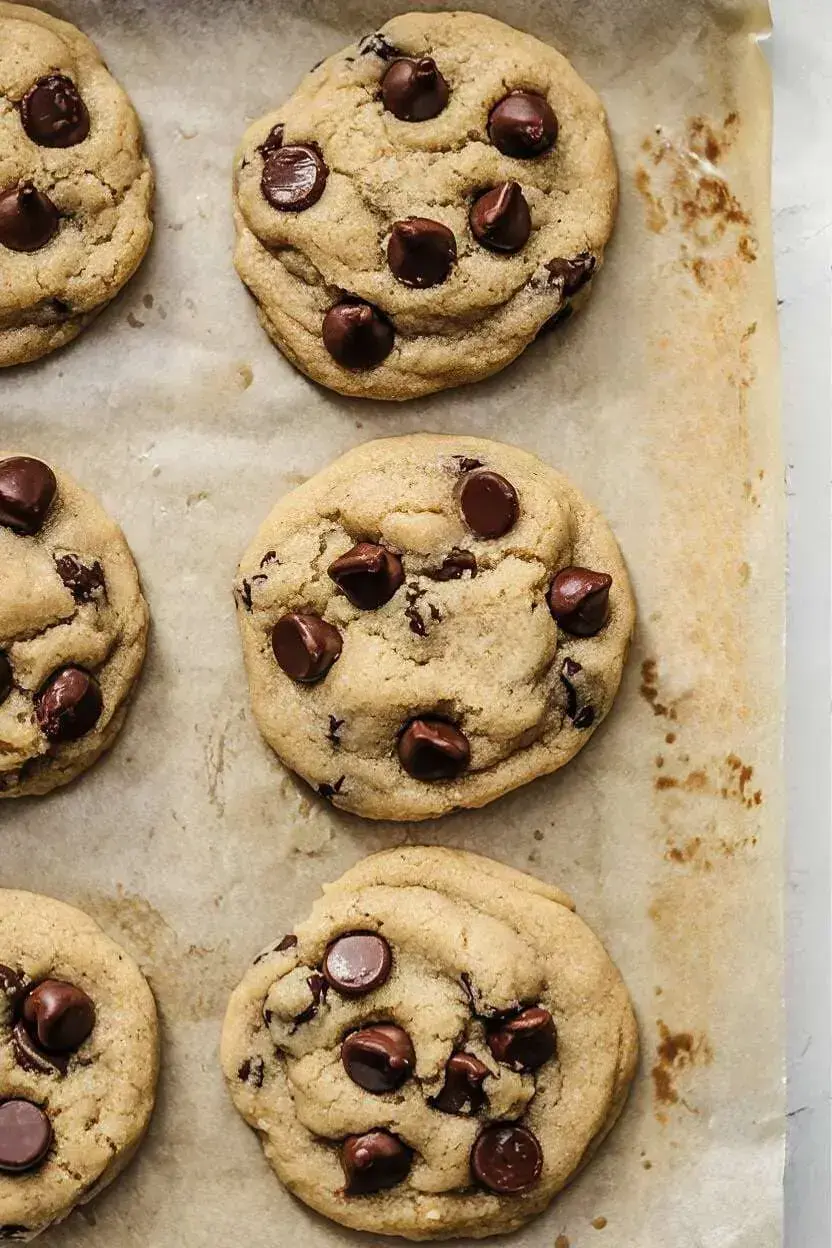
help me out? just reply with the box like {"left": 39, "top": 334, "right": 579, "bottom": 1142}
{"left": 221, "top": 847, "right": 638, "bottom": 1239}
{"left": 234, "top": 435, "right": 634, "bottom": 821}
{"left": 0, "top": 889, "right": 159, "bottom": 1238}
{"left": 0, "top": 454, "right": 149, "bottom": 797}
{"left": 233, "top": 11, "right": 617, "bottom": 399}
{"left": 0, "top": 4, "right": 153, "bottom": 368}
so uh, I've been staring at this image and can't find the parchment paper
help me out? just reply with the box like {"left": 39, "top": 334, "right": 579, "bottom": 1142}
{"left": 0, "top": 1, "right": 784, "bottom": 1244}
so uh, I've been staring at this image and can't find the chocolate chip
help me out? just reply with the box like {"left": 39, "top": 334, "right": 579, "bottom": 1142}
{"left": 342, "top": 1130, "right": 412, "bottom": 1194}
{"left": 0, "top": 655, "right": 12, "bottom": 706}
{"left": 359, "top": 33, "right": 402, "bottom": 60}
{"left": 327, "top": 715, "right": 344, "bottom": 745}
{"left": 12, "top": 1020, "right": 66, "bottom": 1076}
{"left": 388, "top": 218, "right": 456, "bottom": 287}
{"left": 405, "top": 605, "right": 426, "bottom": 636}
{"left": 471, "top": 1123, "right": 543, "bottom": 1194}
{"left": 489, "top": 91, "right": 558, "bottom": 158}
{"left": 398, "top": 718, "right": 470, "bottom": 781}
{"left": 536, "top": 304, "right": 573, "bottom": 337}
{"left": 545, "top": 253, "right": 596, "bottom": 297}
{"left": 459, "top": 469, "right": 519, "bottom": 539}
{"left": 35, "top": 667, "right": 103, "bottom": 743}
{"left": 54, "top": 555, "right": 105, "bottom": 603}
{"left": 0, "top": 457, "right": 57, "bottom": 535}
{"left": 548, "top": 567, "right": 612, "bottom": 636}
{"left": 470, "top": 182, "right": 531, "bottom": 253}
{"left": 259, "top": 124, "right": 284, "bottom": 157}
{"left": 272, "top": 613, "right": 342, "bottom": 682}
{"left": 573, "top": 705, "right": 595, "bottom": 729}
{"left": 0, "top": 184, "right": 59, "bottom": 253}
{"left": 454, "top": 457, "right": 484, "bottom": 473}
{"left": 317, "top": 776, "right": 345, "bottom": 799}
{"left": 0, "top": 1101, "right": 52, "bottom": 1174}
{"left": 21, "top": 74, "right": 89, "bottom": 147}
{"left": 22, "top": 980, "right": 95, "bottom": 1053}
{"left": 323, "top": 932, "right": 392, "bottom": 997}
{"left": 342, "top": 1024, "right": 415, "bottom": 1092}
{"left": 381, "top": 57, "right": 449, "bottom": 121}
{"left": 431, "top": 1051, "right": 489, "bottom": 1114}
{"left": 260, "top": 550, "right": 278, "bottom": 567}
{"left": 560, "top": 658, "right": 595, "bottom": 729}
{"left": 0, "top": 967, "right": 27, "bottom": 1008}
{"left": 429, "top": 549, "right": 478, "bottom": 581}
{"left": 238, "top": 579, "right": 253, "bottom": 611}
{"left": 322, "top": 300, "right": 394, "bottom": 370}
{"left": 261, "top": 144, "right": 328, "bottom": 211}
{"left": 275, "top": 934, "right": 297, "bottom": 952}
{"left": 486, "top": 1006, "right": 557, "bottom": 1071}
{"left": 328, "top": 542, "right": 403, "bottom": 609}
{"left": 237, "top": 1056, "right": 264, "bottom": 1087}
{"left": 293, "top": 972, "right": 328, "bottom": 1025}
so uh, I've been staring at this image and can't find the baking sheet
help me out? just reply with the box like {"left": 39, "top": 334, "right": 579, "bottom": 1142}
{"left": 0, "top": 1, "right": 784, "bottom": 1245}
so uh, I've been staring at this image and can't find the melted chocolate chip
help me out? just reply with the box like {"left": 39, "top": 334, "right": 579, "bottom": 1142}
{"left": 260, "top": 550, "right": 278, "bottom": 568}
{"left": 560, "top": 658, "right": 595, "bottom": 728}
{"left": 470, "top": 182, "right": 531, "bottom": 253}
{"left": 323, "top": 932, "right": 392, "bottom": 996}
{"left": 293, "top": 972, "right": 328, "bottom": 1025}
{"left": 536, "top": 304, "right": 573, "bottom": 337}
{"left": 342, "top": 1024, "right": 415, "bottom": 1092}
{"left": 398, "top": 718, "right": 470, "bottom": 781}
{"left": 548, "top": 567, "right": 612, "bottom": 636}
{"left": 327, "top": 715, "right": 344, "bottom": 745}
{"left": 261, "top": 144, "right": 328, "bottom": 211}
{"left": 405, "top": 605, "right": 426, "bottom": 636}
{"left": 237, "top": 1056, "right": 264, "bottom": 1087}
{"left": 272, "top": 613, "right": 342, "bottom": 682}
{"left": 359, "top": 32, "right": 402, "bottom": 60}
{"left": 388, "top": 218, "right": 456, "bottom": 287}
{"left": 381, "top": 57, "right": 449, "bottom": 122}
{"left": 545, "top": 253, "right": 597, "bottom": 298}
{"left": 317, "top": 776, "right": 345, "bottom": 800}
{"left": 0, "top": 457, "right": 57, "bottom": 535}
{"left": 322, "top": 300, "right": 394, "bottom": 369}
{"left": 12, "top": 1020, "right": 66, "bottom": 1076}
{"left": 459, "top": 469, "right": 519, "bottom": 539}
{"left": 35, "top": 667, "right": 103, "bottom": 742}
{"left": 489, "top": 91, "right": 558, "bottom": 158}
{"left": 342, "top": 1129, "right": 412, "bottom": 1195}
{"left": 22, "top": 980, "right": 95, "bottom": 1053}
{"left": 54, "top": 555, "right": 105, "bottom": 603}
{"left": 429, "top": 550, "right": 477, "bottom": 581}
{"left": 0, "top": 184, "right": 59, "bottom": 253}
{"left": 454, "top": 457, "right": 484, "bottom": 473}
{"left": 486, "top": 1006, "right": 557, "bottom": 1071}
{"left": 259, "top": 124, "right": 284, "bottom": 157}
{"left": 0, "top": 655, "right": 12, "bottom": 706}
{"left": 0, "top": 1101, "right": 52, "bottom": 1174}
{"left": 328, "top": 542, "right": 403, "bottom": 609}
{"left": 21, "top": 75, "right": 89, "bottom": 147}
{"left": 471, "top": 1123, "right": 543, "bottom": 1194}
{"left": 431, "top": 1051, "right": 489, "bottom": 1114}
{"left": 275, "top": 934, "right": 298, "bottom": 952}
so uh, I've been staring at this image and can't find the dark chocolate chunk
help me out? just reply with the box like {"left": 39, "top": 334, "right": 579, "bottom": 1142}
{"left": 405, "top": 605, "right": 426, "bottom": 636}
{"left": 429, "top": 550, "right": 477, "bottom": 581}
{"left": 342, "top": 1024, "right": 415, "bottom": 1092}
{"left": 573, "top": 704, "right": 595, "bottom": 729}
{"left": 398, "top": 718, "right": 470, "bottom": 781}
{"left": 486, "top": 1006, "right": 557, "bottom": 1071}
{"left": 260, "top": 550, "right": 278, "bottom": 567}
{"left": 342, "top": 1130, "right": 412, "bottom": 1194}
{"left": 560, "top": 658, "right": 595, "bottom": 729}
{"left": 545, "top": 253, "right": 596, "bottom": 297}
{"left": 54, "top": 555, "right": 105, "bottom": 603}
{"left": 0, "top": 457, "right": 57, "bottom": 535}
{"left": 21, "top": 74, "right": 89, "bottom": 147}
{"left": 454, "top": 457, "right": 484, "bottom": 473}
{"left": 470, "top": 182, "right": 531, "bottom": 253}
{"left": 272, "top": 613, "right": 342, "bottom": 682}
{"left": 0, "top": 1101, "right": 52, "bottom": 1174}
{"left": 317, "top": 776, "right": 345, "bottom": 799}
{"left": 358, "top": 33, "right": 402, "bottom": 60}
{"left": 388, "top": 218, "right": 456, "bottom": 287}
{"left": 381, "top": 57, "right": 449, "bottom": 122}
{"left": 261, "top": 144, "right": 328, "bottom": 211}
{"left": 431, "top": 1051, "right": 489, "bottom": 1114}
{"left": 323, "top": 932, "right": 392, "bottom": 996}
{"left": 293, "top": 972, "right": 328, "bottom": 1025}
{"left": 237, "top": 1056, "right": 265, "bottom": 1087}
{"left": 0, "top": 184, "right": 59, "bottom": 253}
{"left": 0, "top": 655, "right": 12, "bottom": 706}
{"left": 547, "top": 567, "right": 612, "bottom": 636}
{"left": 12, "top": 1020, "right": 67, "bottom": 1076}
{"left": 275, "top": 934, "right": 298, "bottom": 952}
{"left": 322, "top": 300, "right": 394, "bottom": 369}
{"left": 259, "top": 124, "right": 284, "bottom": 157}
{"left": 471, "top": 1123, "right": 543, "bottom": 1194}
{"left": 489, "top": 91, "right": 558, "bottom": 158}
{"left": 328, "top": 542, "right": 403, "bottom": 609}
{"left": 35, "top": 667, "right": 103, "bottom": 742}
{"left": 459, "top": 469, "right": 519, "bottom": 539}
{"left": 22, "top": 980, "right": 95, "bottom": 1053}
{"left": 327, "top": 715, "right": 344, "bottom": 745}
{"left": 536, "top": 304, "right": 573, "bottom": 337}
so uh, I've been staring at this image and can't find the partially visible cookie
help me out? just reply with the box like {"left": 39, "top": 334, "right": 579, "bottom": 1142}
{"left": 0, "top": 454, "right": 149, "bottom": 797}
{"left": 234, "top": 435, "right": 634, "bottom": 821}
{"left": 233, "top": 10, "right": 617, "bottom": 399}
{"left": 0, "top": 3, "right": 153, "bottom": 368}
{"left": 222, "top": 847, "right": 638, "bottom": 1240}
{"left": 0, "top": 889, "right": 159, "bottom": 1239}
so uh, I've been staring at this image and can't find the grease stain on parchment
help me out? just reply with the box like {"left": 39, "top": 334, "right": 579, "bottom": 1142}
{"left": 651, "top": 1020, "right": 714, "bottom": 1123}
{"left": 655, "top": 752, "right": 763, "bottom": 810}
{"left": 635, "top": 113, "right": 757, "bottom": 290}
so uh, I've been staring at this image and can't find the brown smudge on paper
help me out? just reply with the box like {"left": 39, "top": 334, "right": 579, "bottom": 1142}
{"left": 654, "top": 752, "right": 763, "bottom": 810}
{"left": 639, "top": 658, "right": 680, "bottom": 720}
{"left": 651, "top": 1021, "right": 714, "bottom": 1123}
{"left": 591, "top": 1216, "right": 608, "bottom": 1230}
{"left": 555, "top": 1237, "right": 570, "bottom": 1248}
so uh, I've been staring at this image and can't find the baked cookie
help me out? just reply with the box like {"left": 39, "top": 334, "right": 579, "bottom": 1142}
{"left": 0, "top": 3, "right": 153, "bottom": 368}
{"left": 222, "top": 847, "right": 638, "bottom": 1240}
{"left": 0, "top": 889, "right": 159, "bottom": 1239}
{"left": 234, "top": 435, "right": 634, "bottom": 821}
{"left": 233, "top": 11, "right": 616, "bottom": 400}
{"left": 0, "top": 454, "right": 149, "bottom": 797}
